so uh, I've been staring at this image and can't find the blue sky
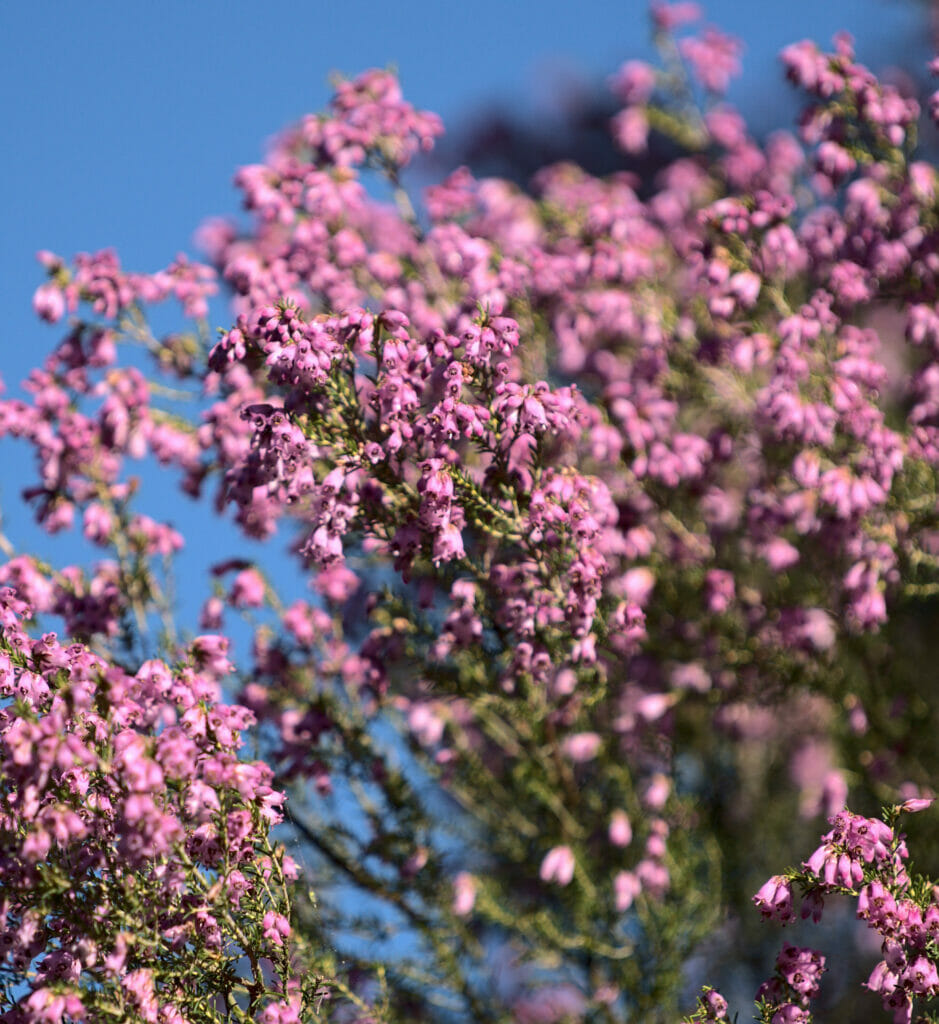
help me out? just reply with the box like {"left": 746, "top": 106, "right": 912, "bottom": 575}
{"left": 0, "top": 0, "right": 930, "bottom": 622}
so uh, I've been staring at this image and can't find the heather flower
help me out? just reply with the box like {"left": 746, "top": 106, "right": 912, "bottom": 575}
{"left": 651, "top": 1, "right": 701, "bottom": 32}
{"left": 754, "top": 876, "right": 796, "bottom": 924}
{"left": 615, "top": 870, "right": 642, "bottom": 911}
{"left": 452, "top": 872, "right": 476, "bottom": 916}
{"left": 561, "top": 732, "right": 602, "bottom": 762}
{"left": 609, "top": 810, "right": 633, "bottom": 847}
{"left": 228, "top": 566, "right": 266, "bottom": 608}
{"left": 262, "top": 911, "right": 292, "bottom": 947}
{"left": 679, "top": 28, "right": 743, "bottom": 94}
{"left": 540, "top": 845, "right": 576, "bottom": 886}
{"left": 610, "top": 60, "right": 657, "bottom": 105}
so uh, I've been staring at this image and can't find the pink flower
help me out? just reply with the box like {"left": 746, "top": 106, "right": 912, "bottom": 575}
{"left": 228, "top": 567, "right": 266, "bottom": 608}
{"left": 25, "top": 988, "right": 85, "bottom": 1023}
{"left": 643, "top": 774, "right": 670, "bottom": 810}
{"left": 191, "top": 634, "right": 232, "bottom": 676}
{"left": 651, "top": 1, "right": 701, "bottom": 32}
{"left": 122, "top": 969, "right": 159, "bottom": 1021}
{"left": 199, "top": 596, "right": 224, "bottom": 630}
{"left": 903, "top": 956, "right": 939, "bottom": 995}
{"left": 540, "top": 845, "right": 575, "bottom": 886}
{"left": 452, "top": 872, "right": 476, "bottom": 915}
{"left": 610, "top": 60, "right": 657, "bottom": 105}
{"left": 679, "top": 29, "right": 742, "bottom": 94}
{"left": 409, "top": 702, "right": 445, "bottom": 747}
{"left": 614, "top": 870, "right": 641, "bottom": 911}
{"left": 33, "top": 282, "right": 66, "bottom": 323}
{"left": 262, "top": 911, "right": 291, "bottom": 947}
{"left": 561, "top": 732, "right": 602, "bottom": 762}
{"left": 900, "top": 797, "right": 934, "bottom": 814}
{"left": 609, "top": 810, "right": 633, "bottom": 847}
{"left": 258, "top": 997, "right": 302, "bottom": 1024}
{"left": 753, "top": 875, "right": 795, "bottom": 923}
{"left": 612, "top": 108, "right": 650, "bottom": 154}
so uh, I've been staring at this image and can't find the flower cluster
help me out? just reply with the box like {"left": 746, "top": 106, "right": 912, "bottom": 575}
{"left": 0, "top": 585, "right": 320, "bottom": 1022}
{"left": 702, "top": 803, "right": 939, "bottom": 1024}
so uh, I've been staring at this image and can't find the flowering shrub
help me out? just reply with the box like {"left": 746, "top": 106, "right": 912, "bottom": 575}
{"left": 8, "top": 2, "right": 939, "bottom": 1021}
{"left": 0, "top": 589, "right": 313, "bottom": 1022}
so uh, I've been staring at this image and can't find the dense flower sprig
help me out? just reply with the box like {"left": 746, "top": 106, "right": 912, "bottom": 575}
{"left": 0, "top": 585, "right": 327, "bottom": 1022}
{"left": 691, "top": 802, "right": 939, "bottom": 1024}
